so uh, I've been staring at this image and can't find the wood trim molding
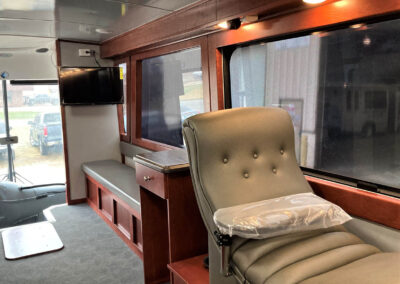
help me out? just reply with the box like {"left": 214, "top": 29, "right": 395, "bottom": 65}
{"left": 131, "top": 37, "right": 210, "bottom": 151}
{"left": 209, "top": 0, "right": 400, "bottom": 49}
{"left": 101, "top": 0, "right": 217, "bottom": 58}
{"left": 100, "top": 0, "right": 339, "bottom": 58}
{"left": 67, "top": 198, "right": 87, "bottom": 205}
{"left": 306, "top": 176, "right": 400, "bottom": 230}
{"left": 114, "top": 57, "right": 131, "bottom": 143}
{"left": 60, "top": 105, "right": 73, "bottom": 205}
{"left": 55, "top": 40, "right": 74, "bottom": 205}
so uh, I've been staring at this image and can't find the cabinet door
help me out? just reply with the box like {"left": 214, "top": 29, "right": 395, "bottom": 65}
{"left": 86, "top": 178, "right": 98, "bottom": 207}
{"left": 99, "top": 188, "right": 113, "bottom": 222}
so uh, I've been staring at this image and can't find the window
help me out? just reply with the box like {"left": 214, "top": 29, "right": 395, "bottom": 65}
{"left": 227, "top": 18, "right": 400, "bottom": 191}
{"left": 141, "top": 46, "right": 204, "bottom": 148}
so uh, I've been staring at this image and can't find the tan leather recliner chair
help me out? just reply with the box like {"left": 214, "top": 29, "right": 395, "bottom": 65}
{"left": 182, "top": 107, "right": 400, "bottom": 284}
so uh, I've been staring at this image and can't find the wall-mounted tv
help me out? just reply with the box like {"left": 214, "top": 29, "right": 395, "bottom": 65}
{"left": 59, "top": 67, "right": 123, "bottom": 105}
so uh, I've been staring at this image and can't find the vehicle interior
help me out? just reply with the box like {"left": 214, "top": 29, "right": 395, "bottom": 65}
{"left": 0, "top": 0, "right": 399, "bottom": 283}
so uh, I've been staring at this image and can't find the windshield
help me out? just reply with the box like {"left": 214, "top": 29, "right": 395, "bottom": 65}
{"left": 43, "top": 113, "right": 61, "bottom": 123}
{"left": 0, "top": 122, "right": 5, "bottom": 136}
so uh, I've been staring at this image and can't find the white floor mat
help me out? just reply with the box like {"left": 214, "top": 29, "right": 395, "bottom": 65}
{"left": 2, "top": 222, "right": 63, "bottom": 260}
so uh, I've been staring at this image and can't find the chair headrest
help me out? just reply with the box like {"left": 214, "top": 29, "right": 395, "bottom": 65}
{"left": 183, "top": 107, "right": 312, "bottom": 211}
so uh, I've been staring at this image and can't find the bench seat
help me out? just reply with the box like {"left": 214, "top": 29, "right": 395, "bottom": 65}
{"left": 82, "top": 160, "right": 140, "bottom": 214}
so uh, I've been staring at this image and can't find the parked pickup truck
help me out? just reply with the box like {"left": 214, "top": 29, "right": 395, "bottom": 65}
{"left": 29, "top": 112, "right": 63, "bottom": 155}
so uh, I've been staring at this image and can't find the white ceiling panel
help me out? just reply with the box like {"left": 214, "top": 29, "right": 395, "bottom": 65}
{"left": 0, "top": 18, "right": 55, "bottom": 38}
{"left": 0, "top": 0, "right": 201, "bottom": 56}
{"left": 110, "top": 0, "right": 199, "bottom": 11}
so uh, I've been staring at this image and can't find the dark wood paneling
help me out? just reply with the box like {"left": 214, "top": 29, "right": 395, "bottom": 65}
{"left": 60, "top": 105, "right": 73, "bottom": 204}
{"left": 168, "top": 254, "right": 209, "bottom": 284}
{"left": 166, "top": 173, "right": 208, "bottom": 263}
{"left": 85, "top": 175, "right": 143, "bottom": 258}
{"left": 132, "top": 215, "right": 143, "bottom": 249}
{"left": 140, "top": 187, "right": 170, "bottom": 284}
{"left": 86, "top": 178, "right": 98, "bottom": 206}
{"left": 86, "top": 199, "right": 143, "bottom": 259}
{"left": 101, "top": 0, "right": 217, "bottom": 58}
{"left": 307, "top": 176, "right": 400, "bottom": 230}
{"left": 100, "top": 188, "right": 113, "bottom": 221}
{"left": 86, "top": 174, "right": 141, "bottom": 219}
{"left": 115, "top": 202, "right": 132, "bottom": 239}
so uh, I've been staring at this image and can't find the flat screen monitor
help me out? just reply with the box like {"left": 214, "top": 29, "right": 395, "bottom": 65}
{"left": 59, "top": 67, "right": 123, "bottom": 105}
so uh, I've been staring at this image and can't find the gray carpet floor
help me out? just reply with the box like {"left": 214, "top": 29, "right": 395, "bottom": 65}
{"left": 0, "top": 204, "right": 144, "bottom": 284}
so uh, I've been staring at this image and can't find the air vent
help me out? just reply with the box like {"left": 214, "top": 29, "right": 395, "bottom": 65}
{"left": 35, "top": 48, "right": 49, "bottom": 53}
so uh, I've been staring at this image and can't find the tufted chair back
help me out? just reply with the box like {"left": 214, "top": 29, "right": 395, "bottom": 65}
{"left": 183, "top": 107, "right": 312, "bottom": 237}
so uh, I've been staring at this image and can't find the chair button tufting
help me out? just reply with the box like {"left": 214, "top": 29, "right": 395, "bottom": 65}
{"left": 244, "top": 172, "right": 249, "bottom": 178}
{"left": 253, "top": 153, "right": 258, "bottom": 159}
{"left": 280, "top": 149, "right": 284, "bottom": 155}
{"left": 272, "top": 168, "right": 277, "bottom": 174}
{"left": 223, "top": 158, "right": 228, "bottom": 163}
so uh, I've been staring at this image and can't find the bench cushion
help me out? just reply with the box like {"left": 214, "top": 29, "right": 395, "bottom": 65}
{"left": 82, "top": 160, "right": 140, "bottom": 214}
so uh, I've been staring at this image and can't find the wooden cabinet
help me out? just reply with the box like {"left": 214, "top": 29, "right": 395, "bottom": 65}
{"left": 135, "top": 150, "right": 208, "bottom": 284}
{"left": 85, "top": 175, "right": 143, "bottom": 259}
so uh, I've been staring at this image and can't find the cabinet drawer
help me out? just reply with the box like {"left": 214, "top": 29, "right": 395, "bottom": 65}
{"left": 136, "top": 163, "right": 166, "bottom": 198}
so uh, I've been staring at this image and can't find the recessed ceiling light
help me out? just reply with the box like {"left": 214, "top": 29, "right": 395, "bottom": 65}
{"left": 35, "top": 48, "right": 49, "bottom": 53}
{"left": 95, "top": 28, "right": 113, "bottom": 34}
{"left": 303, "top": 0, "right": 327, "bottom": 4}
{"left": 363, "top": 35, "right": 371, "bottom": 46}
{"left": 350, "top": 23, "right": 364, "bottom": 29}
{"left": 217, "top": 18, "right": 241, "bottom": 30}
{"left": 217, "top": 21, "right": 229, "bottom": 29}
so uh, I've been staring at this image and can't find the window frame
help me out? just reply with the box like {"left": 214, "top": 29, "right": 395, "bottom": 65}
{"left": 131, "top": 37, "right": 210, "bottom": 151}
{"left": 114, "top": 57, "right": 131, "bottom": 143}
{"left": 220, "top": 16, "right": 400, "bottom": 197}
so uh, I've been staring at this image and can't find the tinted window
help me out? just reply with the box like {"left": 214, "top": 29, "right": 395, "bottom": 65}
{"left": 228, "top": 19, "right": 400, "bottom": 189}
{"left": 141, "top": 47, "right": 204, "bottom": 147}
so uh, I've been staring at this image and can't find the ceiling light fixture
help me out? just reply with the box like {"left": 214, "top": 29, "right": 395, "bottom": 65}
{"left": 303, "top": 0, "right": 327, "bottom": 4}
{"left": 217, "top": 21, "right": 229, "bottom": 29}
{"left": 95, "top": 28, "right": 113, "bottom": 34}
{"left": 350, "top": 23, "right": 364, "bottom": 29}
{"left": 363, "top": 35, "right": 371, "bottom": 46}
{"left": 217, "top": 18, "right": 241, "bottom": 30}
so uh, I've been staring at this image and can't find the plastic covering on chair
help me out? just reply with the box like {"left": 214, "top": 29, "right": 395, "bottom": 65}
{"left": 214, "top": 192, "right": 352, "bottom": 239}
